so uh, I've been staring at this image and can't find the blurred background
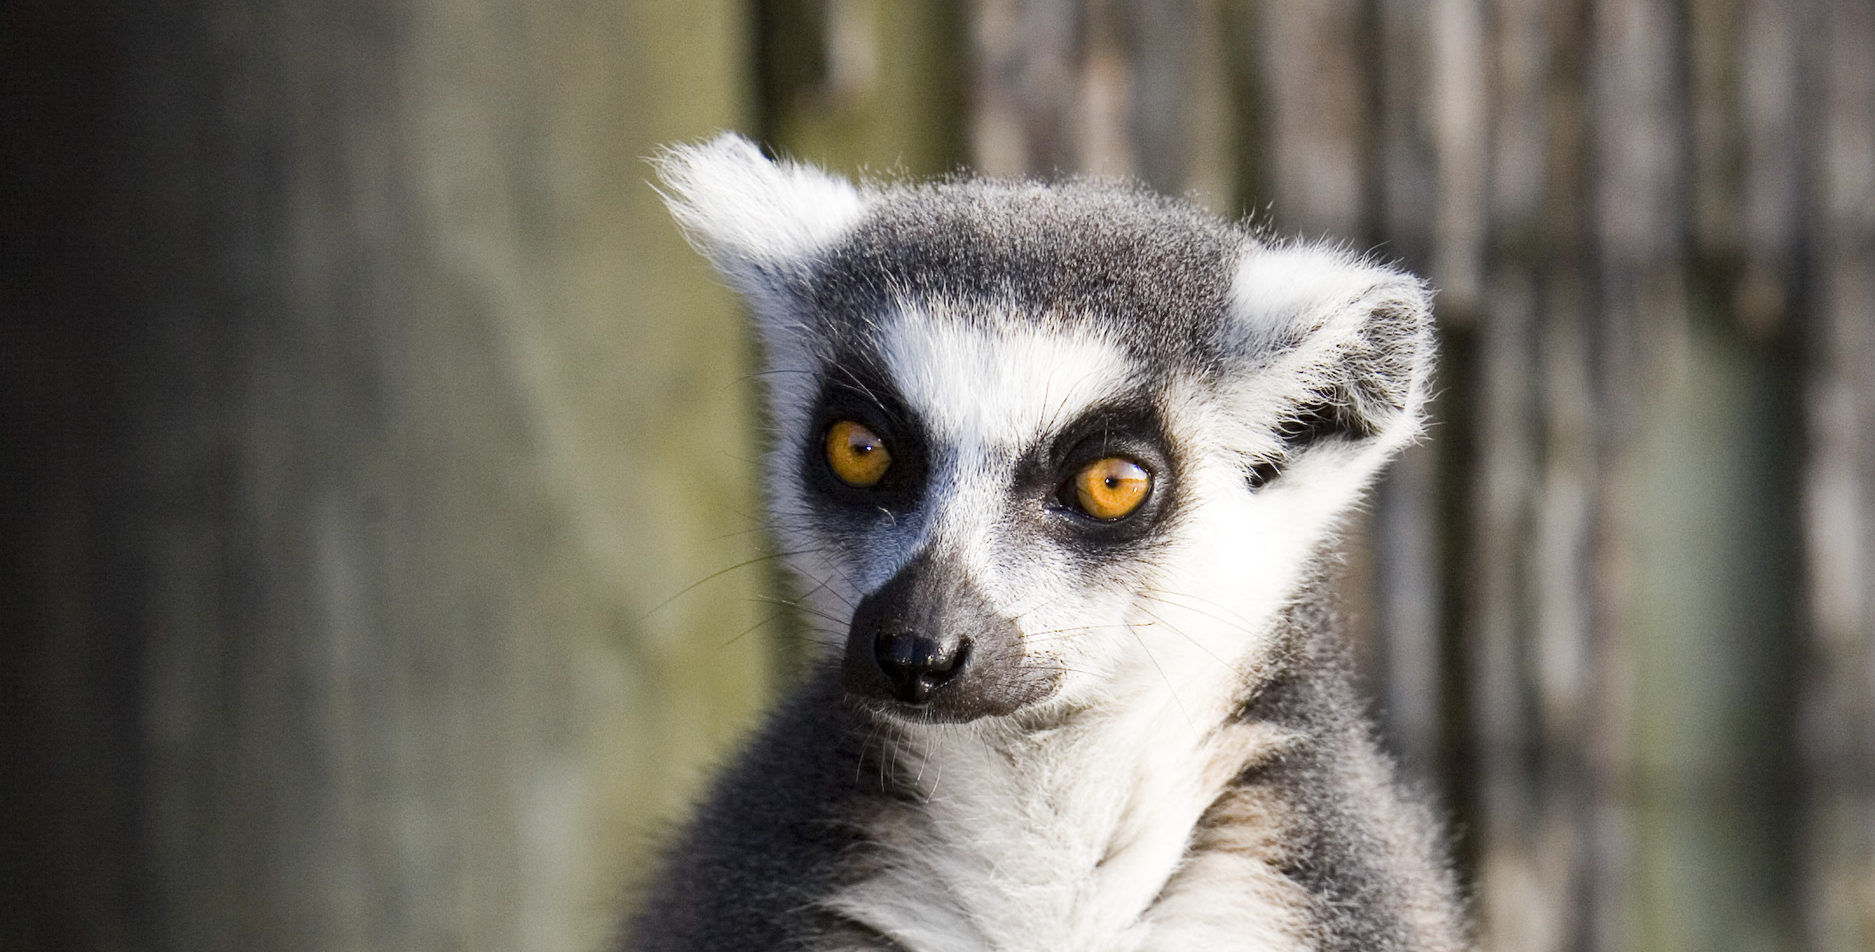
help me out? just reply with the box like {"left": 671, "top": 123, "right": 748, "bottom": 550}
{"left": 4, "top": 1, "right": 1871, "bottom": 950}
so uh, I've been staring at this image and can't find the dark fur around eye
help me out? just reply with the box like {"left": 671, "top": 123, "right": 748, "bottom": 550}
{"left": 801, "top": 363, "right": 928, "bottom": 510}
{"left": 1021, "top": 399, "right": 1177, "bottom": 546}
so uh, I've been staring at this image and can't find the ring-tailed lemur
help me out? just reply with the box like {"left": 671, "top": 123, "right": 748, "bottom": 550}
{"left": 626, "top": 133, "right": 1469, "bottom": 952}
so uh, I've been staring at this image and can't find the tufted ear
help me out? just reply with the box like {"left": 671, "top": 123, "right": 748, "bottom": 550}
{"left": 1223, "top": 242, "right": 1435, "bottom": 483}
{"left": 651, "top": 133, "right": 868, "bottom": 315}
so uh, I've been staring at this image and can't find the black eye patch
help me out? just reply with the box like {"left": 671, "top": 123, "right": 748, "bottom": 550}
{"left": 1045, "top": 403, "right": 1165, "bottom": 472}
{"left": 1017, "top": 398, "right": 1178, "bottom": 547}
{"left": 801, "top": 361, "right": 929, "bottom": 509}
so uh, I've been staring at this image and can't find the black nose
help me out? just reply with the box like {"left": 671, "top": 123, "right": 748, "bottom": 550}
{"left": 873, "top": 630, "right": 968, "bottom": 705}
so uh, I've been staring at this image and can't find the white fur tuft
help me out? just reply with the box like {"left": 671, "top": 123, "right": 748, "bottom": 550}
{"left": 1225, "top": 241, "right": 1435, "bottom": 453}
{"left": 1228, "top": 243, "right": 1431, "bottom": 348}
{"left": 651, "top": 132, "right": 868, "bottom": 303}
{"left": 1229, "top": 243, "right": 1380, "bottom": 345}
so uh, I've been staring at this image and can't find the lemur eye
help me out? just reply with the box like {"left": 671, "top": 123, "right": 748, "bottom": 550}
{"left": 825, "top": 420, "right": 892, "bottom": 487}
{"left": 1066, "top": 457, "right": 1151, "bottom": 521}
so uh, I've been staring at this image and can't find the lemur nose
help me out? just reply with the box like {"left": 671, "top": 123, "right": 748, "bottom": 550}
{"left": 873, "top": 631, "right": 968, "bottom": 705}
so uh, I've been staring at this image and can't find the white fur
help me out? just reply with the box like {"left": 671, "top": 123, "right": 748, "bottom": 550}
{"left": 1224, "top": 242, "right": 1434, "bottom": 468}
{"left": 652, "top": 132, "right": 869, "bottom": 315}
{"left": 826, "top": 707, "right": 1308, "bottom": 952}
{"left": 883, "top": 308, "right": 1134, "bottom": 457}
{"left": 1228, "top": 243, "right": 1379, "bottom": 347}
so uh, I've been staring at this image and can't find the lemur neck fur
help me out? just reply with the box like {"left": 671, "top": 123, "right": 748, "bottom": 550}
{"left": 831, "top": 654, "right": 1303, "bottom": 950}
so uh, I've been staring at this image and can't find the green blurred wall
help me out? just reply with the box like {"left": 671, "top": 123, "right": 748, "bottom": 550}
{"left": 5, "top": 2, "right": 776, "bottom": 950}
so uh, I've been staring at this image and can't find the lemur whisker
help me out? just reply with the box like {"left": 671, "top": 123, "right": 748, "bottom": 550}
{"left": 788, "top": 567, "right": 858, "bottom": 612}
{"left": 857, "top": 717, "right": 887, "bottom": 789}
{"left": 748, "top": 596, "right": 848, "bottom": 631}
{"left": 1137, "top": 588, "right": 1261, "bottom": 635}
{"left": 719, "top": 610, "right": 794, "bottom": 650}
{"left": 1120, "top": 618, "right": 1195, "bottom": 729}
{"left": 1131, "top": 603, "right": 1252, "bottom": 683}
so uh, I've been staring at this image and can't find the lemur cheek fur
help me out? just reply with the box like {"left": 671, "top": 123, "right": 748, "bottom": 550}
{"left": 631, "top": 134, "right": 1469, "bottom": 952}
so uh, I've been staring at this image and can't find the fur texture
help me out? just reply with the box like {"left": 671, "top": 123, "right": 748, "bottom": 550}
{"left": 628, "top": 134, "right": 1468, "bottom": 952}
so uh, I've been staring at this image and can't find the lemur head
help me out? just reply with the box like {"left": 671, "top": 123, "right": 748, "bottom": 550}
{"left": 657, "top": 134, "right": 1433, "bottom": 726}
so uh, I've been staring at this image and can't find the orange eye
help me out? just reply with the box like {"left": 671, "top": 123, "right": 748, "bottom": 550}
{"left": 825, "top": 420, "right": 892, "bottom": 487}
{"left": 1070, "top": 457, "right": 1151, "bottom": 521}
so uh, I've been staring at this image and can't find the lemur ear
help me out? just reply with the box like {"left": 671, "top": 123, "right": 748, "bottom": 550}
{"left": 652, "top": 133, "right": 868, "bottom": 313}
{"left": 1225, "top": 242, "right": 1435, "bottom": 464}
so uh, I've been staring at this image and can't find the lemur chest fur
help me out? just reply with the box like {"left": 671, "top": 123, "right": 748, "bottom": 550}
{"left": 825, "top": 698, "right": 1312, "bottom": 952}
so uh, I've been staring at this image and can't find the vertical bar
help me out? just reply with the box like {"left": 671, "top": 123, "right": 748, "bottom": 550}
{"left": 1801, "top": 3, "right": 1875, "bottom": 950}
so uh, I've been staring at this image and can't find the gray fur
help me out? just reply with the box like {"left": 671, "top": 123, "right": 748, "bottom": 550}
{"left": 804, "top": 181, "right": 1242, "bottom": 372}
{"left": 626, "top": 135, "right": 1468, "bottom": 952}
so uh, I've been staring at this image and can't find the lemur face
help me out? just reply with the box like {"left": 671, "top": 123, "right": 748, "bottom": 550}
{"left": 657, "top": 135, "right": 1433, "bottom": 724}
{"left": 800, "top": 318, "right": 1183, "bottom": 721}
